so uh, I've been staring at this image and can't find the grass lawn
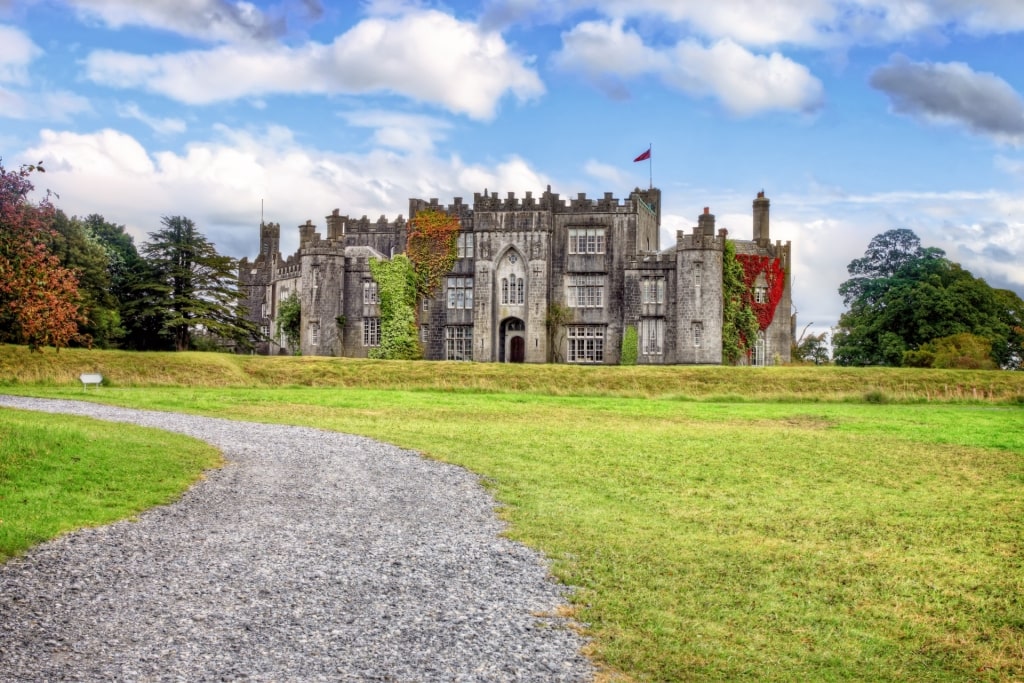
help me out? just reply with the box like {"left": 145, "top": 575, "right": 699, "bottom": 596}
{"left": 0, "top": 408, "right": 221, "bottom": 562}
{"left": 4, "top": 379, "right": 1021, "bottom": 682}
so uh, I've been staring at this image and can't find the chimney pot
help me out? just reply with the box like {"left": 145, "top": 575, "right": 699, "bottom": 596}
{"left": 704, "top": 207, "right": 710, "bottom": 214}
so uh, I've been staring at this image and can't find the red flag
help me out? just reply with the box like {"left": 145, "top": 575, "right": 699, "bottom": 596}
{"left": 633, "top": 148, "right": 651, "bottom": 162}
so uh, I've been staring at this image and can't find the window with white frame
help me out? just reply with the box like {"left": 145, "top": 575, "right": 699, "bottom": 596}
{"left": 693, "top": 322, "right": 703, "bottom": 348}
{"left": 363, "top": 280, "right": 379, "bottom": 304}
{"left": 568, "top": 227, "right": 606, "bottom": 254}
{"left": 502, "top": 276, "right": 524, "bottom": 304}
{"left": 640, "top": 318, "right": 664, "bottom": 355}
{"left": 259, "top": 324, "right": 269, "bottom": 339}
{"left": 446, "top": 276, "right": 474, "bottom": 309}
{"left": 568, "top": 274, "right": 604, "bottom": 308}
{"left": 754, "top": 286, "right": 768, "bottom": 304}
{"left": 309, "top": 322, "right": 320, "bottom": 346}
{"left": 445, "top": 326, "right": 473, "bottom": 361}
{"left": 457, "top": 232, "right": 474, "bottom": 259}
{"left": 420, "top": 325, "right": 429, "bottom": 342}
{"left": 261, "top": 302, "right": 267, "bottom": 318}
{"left": 363, "top": 317, "right": 380, "bottom": 346}
{"left": 641, "top": 277, "right": 665, "bottom": 305}
{"left": 694, "top": 264, "right": 702, "bottom": 287}
{"left": 752, "top": 330, "right": 767, "bottom": 366}
{"left": 567, "top": 325, "right": 604, "bottom": 363}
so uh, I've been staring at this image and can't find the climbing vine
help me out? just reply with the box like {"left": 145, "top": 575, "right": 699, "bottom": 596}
{"left": 368, "top": 255, "right": 421, "bottom": 360}
{"left": 721, "top": 240, "right": 760, "bottom": 364}
{"left": 275, "top": 292, "right": 302, "bottom": 355}
{"left": 736, "top": 253, "right": 786, "bottom": 330}
{"left": 620, "top": 325, "right": 638, "bottom": 365}
{"left": 406, "top": 208, "right": 459, "bottom": 297}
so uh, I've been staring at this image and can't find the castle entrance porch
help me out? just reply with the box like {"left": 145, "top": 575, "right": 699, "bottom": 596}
{"left": 499, "top": 317, "right": 525, "bottom": 363}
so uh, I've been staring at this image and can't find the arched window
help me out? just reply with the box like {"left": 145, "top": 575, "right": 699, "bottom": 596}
{"left": 516, "top": 277, "right": 524, "bottom": 304}
{"left": 501, "top": 278, "right": 509, "bottom": 304}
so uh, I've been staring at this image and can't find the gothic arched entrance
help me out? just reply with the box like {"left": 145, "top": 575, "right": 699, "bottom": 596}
{"left": 500, "top": 317, "right": 525, "bottom": 363}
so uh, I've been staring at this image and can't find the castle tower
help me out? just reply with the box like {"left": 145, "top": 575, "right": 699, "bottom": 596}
{"left": 258, "top": 221, "right": 280, "bottom": 262}
{"left": 753, "top": 191, "right": 770, "bottom": 244}
{"left": 676, "top": 209, "right": 726, "bottom": 364}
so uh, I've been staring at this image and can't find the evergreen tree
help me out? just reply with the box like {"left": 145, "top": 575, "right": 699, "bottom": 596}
{"left": 140, "top": 216, "right": 256, "bottom": 351}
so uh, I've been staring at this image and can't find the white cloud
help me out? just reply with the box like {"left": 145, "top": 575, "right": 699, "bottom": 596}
{"left": 583, "top": 159, "right": 628, "bottom": 187}
{"left": 0, "top": 24, "right": 41, "bottom": 84}
{"left": 554, "top": 20, "right": 823, "bottom": 115}
{"left": 339, "top": 110, "right": 451, "bottom": 151}
{"left": 484, "top": 0, "right": 1024, "bottom": 48}
{"left": 116, "top": 102, "right": 187, "bottom": 135}
{"left": 84, "top": 10, "right": 544, "bottom": 119}
{"left": 65, "top": 0, "right": 287, "bottom": 43}
{"left": 664, "top": 39, "right": 824, "bottom": 115}
{"left": 22, "top": 125, "right": 552, "bottom": 259}
{"left": 0, "top": 86, "right": 91, "bottom": 121}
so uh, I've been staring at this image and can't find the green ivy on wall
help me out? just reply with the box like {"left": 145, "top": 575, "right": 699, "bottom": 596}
{"left": 621, "top": 325, "right": 638, "bottom": 365}
{"left": 368, "top": 255, "right": 421, "bottom": 360}
{"left": 275, "top": 292, "right": 302, "bottom": 355}
{"left": 721, "top": 240, "right": 759, "bottom": 364}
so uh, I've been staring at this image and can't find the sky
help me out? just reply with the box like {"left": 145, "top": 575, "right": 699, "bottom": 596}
{"left": 3, "top": 0, "right": 1024, "bottom": 337}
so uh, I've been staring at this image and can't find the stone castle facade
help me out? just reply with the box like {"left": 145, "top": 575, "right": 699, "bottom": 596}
{"left": 239, "top": 187, "right": 792, "bottom": 365}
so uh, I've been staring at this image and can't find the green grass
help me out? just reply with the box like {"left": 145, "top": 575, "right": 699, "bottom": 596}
{"left": 0, "top": 408, "right": 221, "bottom": 562}
{"left": 1, "top": 346, "right": 1022, "bottom": 681}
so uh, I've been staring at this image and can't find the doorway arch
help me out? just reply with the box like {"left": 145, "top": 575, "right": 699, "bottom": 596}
{"left": 500, "top": 317, "right": 525, "bottom": 363}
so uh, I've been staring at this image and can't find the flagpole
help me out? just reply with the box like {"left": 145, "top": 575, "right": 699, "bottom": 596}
{"left": 648, "top": 143, "right": 653, "bottom": 189}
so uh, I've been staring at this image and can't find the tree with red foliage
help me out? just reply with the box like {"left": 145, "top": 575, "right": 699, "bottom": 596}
{"left": 0, "top": 161, "right": 85, "bottom": 351}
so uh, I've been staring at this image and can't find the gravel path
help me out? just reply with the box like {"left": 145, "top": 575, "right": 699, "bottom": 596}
{"left": 0, "top": 396, "right": 593, "bottom": 682}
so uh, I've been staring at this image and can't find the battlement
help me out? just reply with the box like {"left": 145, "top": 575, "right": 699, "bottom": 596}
{"left": 677, "top": 227, "right": 729, "bottom": 251}
{"left": 323, "top": 209, "right": 407, "bottom": 238}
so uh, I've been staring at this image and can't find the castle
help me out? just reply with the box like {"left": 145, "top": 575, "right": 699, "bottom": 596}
{"left": 239, "top": 187, "right": 793, "bottom": 365}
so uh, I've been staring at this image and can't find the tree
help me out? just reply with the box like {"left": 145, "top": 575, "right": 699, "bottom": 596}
{"left": 792, "top": 325, "right": 830, "bottom": 365}
{"left": 47, "top": 211, "right": 123, "bottom": 348}
{"left": 81, "top": 214, "right": 168, "bottom": 351}
{"left": 0, "top": 161, "right": 85, "bottom": 351}
{"left": 834, "top": 229, "right": 1020, "bottom": 368}
{"left": 140, "top": 216, "right": 256, "bottom": 352}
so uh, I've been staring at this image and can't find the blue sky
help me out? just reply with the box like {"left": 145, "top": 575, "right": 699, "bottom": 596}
{"left": 3, "top": 0, "right": 1024, "bottom": 336}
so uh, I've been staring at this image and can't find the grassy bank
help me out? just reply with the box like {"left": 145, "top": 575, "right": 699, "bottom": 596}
{"left": 0, "top": 408, "right": 221, "bottom": 561}
{"left": 2, "top": 348, "right": 1022, "bottom": 680}
{"left": 3, "top": 344, "right": 1024, "bottom": 402}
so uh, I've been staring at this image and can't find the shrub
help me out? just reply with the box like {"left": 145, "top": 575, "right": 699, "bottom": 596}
{"left": 621, "top": 325, "right": 638, "bottom": 365}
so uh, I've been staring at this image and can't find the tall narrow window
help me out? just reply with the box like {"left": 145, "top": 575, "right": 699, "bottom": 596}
{"left": 363, "top": 280, "right": 379, "bottom": 304}
{"left": 447, "top": 277, "right": 474, "bottom": 309}
{"left": 641, "top": 278, "right": 665, "bottom": 304}
{"left": 363, "top": 317, "right": 381, "bottom": 347}
{"left": 309, "top": 322, "right": 320, "bottom": 347}
{"left": 516, "top": 277, "right": 524, "bottom": 304}
{"left": 693, "top": 322, "right": 703, "bottom": 348}
{"left": 567, "top": 326, "right": 604, "bottom": 363}
{"left": 640, "top": 318, "right": 664, "bottom": 355}
{"left": 501, "top": 277, "right": 509, "bottom": 305}
{"left": 457, "top": 232, "right": 474, "bottom": 258}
